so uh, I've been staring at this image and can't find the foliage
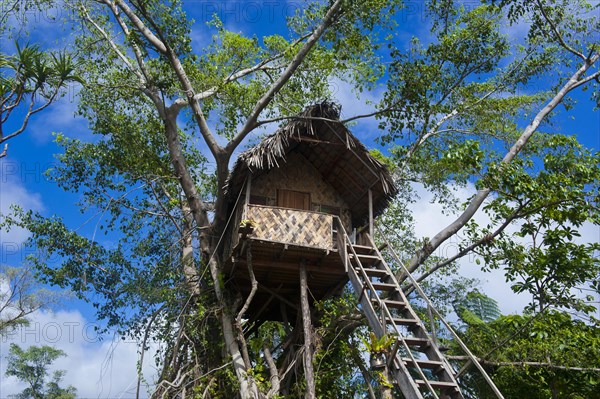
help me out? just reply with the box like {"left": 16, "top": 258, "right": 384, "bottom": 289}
{"left": 458, "top": 311, "right": 600, "bottom": 399}
{"left": 0, "top": 0, "right": 81, "bottom": 157}
{"left": 0, "top": 0, "right": 598, "bottom": 397}
{"left": 472, "top": 135, "right": 600, "bottom": 315}
{"left": 0, "top": 266, "right": 62, "bottom": 336}
{"left": 5, "top": 344, "right": 77, "bottom": 399}
{"left": 363, "top": 332, "right": 396, "bottom": 354}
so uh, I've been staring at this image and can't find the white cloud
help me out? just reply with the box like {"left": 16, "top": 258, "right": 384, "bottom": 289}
{"left": 329, "top": 77, "right": 386, "bottom": 141}
{"left": 0, "top": 164, "right": 45, "bottom": 247}
{"left": 0, "top": 309, "right": 159, "bottom": 399}
{"left": 407, "top": 182, "right": 530, "bottom": 314}
{"left": 27, "top": 90, "right": 90, "bottom": 145}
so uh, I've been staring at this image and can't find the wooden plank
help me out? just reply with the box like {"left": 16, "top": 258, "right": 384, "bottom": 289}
{"left": 415, "top": 380, "right": 460, "bottom": 389}
{"left": 257, "top": 283, "right": 298, "bottom": 310}
{"left": 360, "top": 267, "right": 389, "bottom": 278}
{"left": 368, "top": 188, "right": 374, "bottom": 237}
{"left": 246, "top": 259, "right": 347, "bottom": 276}
{"left": 370, "top": 282, "right": 397, "bottom": 291}
{"left": 401, "top": 337, "right": 430, "bottom": 349}
{"left": 388, "top": 317, "right": 420, "bottom": 327}
{"left": 351, "top": 244, "right": 375, "bottom": 254}
{"left": 402, "top": 358, "right": 444, "bottom": 370}
{"left": 378, "top": 299, "right": 406, "bottom": 309}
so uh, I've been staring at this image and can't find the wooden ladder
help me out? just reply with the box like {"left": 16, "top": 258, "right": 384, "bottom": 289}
{"left": 336, "top": 225, "right": 464, "bottom": 399}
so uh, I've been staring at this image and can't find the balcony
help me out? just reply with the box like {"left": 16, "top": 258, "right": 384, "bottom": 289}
{"left": 245, "top": 204, "right": 334, "bottom": 250}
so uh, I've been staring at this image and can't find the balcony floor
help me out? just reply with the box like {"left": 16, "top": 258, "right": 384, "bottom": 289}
{"left": 224, "top": 236, "right": 348, "bottom": 322}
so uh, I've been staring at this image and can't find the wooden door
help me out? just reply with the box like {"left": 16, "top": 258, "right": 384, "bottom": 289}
{"left": 277, "top": 189, "right": 311, "bottom": 210}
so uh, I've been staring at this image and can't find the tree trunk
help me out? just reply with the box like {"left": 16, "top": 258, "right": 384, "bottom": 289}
{"left": 162, "top": 113, "right": 258, "bottom": 398}
{"left": 299, "top": 263, "right": 316, "bottom": 399}
{"left": 381, "top": 366, "right": 393, "bottom": 399}
{"left": 181, "top": 203, "right": 200, "bottom": 297}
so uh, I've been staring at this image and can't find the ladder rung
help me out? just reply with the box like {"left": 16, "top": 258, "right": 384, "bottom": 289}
{"left": 388, "top": 317, "right": 419, "bottom": 326}
{"left": 402, "top": 358, "right": 444, "bottom": 370}
{"left": 359, "top": 267, "right": 389, "bottom": 278}
{"left": 380, "top": 299, "right": 406, "bottom": 309}
{"left": 352, "top": 253, "right": 380, "bottom": 261}
{"left": 400, "top": 337, "right": 430, "bottom": 348}
{"left": 351, "top": 245, "right": 376, "bottom": 255}
{"left": 415, "top": 379, "right": 460, "bottom": 390}
{"left": 370, "top": 282, "right": 397, "bottom": 291}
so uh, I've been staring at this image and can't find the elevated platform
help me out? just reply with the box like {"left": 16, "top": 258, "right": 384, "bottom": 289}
{"left": 224, "top": 236, "right": 348, "bottom": 323}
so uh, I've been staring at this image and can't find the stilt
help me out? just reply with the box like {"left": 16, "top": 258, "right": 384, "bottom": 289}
{"left": 299, "top": 263, "right": 316, "bottom": 399}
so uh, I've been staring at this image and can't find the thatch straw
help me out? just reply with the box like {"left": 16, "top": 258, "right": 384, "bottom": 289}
{"left": 224, "top": 102, "right": 397, "bottom": 223}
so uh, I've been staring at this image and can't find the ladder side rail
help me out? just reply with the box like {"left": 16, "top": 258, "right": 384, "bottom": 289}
{"left": 334, "top": 219, "right": 349, "bottom": 273}
{"left": 364, "top": 233, "right": 459, "bottom": 370}
{"left": 359, "top": 234, "right": 442, "bottom": 399}
{"left": 335, "top": 218, "right": 389, "bottom": 327}
{"left": 334, "top": 218, "right": 426, "bottom": 399}
{"left": 375, "top": 226, "right": 505, "bottom": 399}
{"left": 380, "top": 304, "right": 441, "bottom": 399}
{"left": 346, "top": 263, "right": 386, "bottom": 337}
{"left": 335, "top": 218, "right": 385, "bottom": 335}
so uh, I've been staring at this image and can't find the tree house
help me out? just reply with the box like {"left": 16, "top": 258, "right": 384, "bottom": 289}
{"left": 222, "top": 103, "right": 396, "bottom": 323}
{"left": 221, "top": 104, "right": 497, "bottom": 399}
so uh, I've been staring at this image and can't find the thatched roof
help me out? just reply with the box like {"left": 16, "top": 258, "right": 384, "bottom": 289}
{"left": 224, "top": 102, "right": 397, "bottom": 225}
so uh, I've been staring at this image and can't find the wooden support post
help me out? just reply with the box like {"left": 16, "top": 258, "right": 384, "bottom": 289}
{"left": 299, "top": 263, "right": 316, "bottom": 399}
{"left": 243, "top": 174, "right": 252, "bottom": 220}
{"left": 368, "top": 188, "right": 374, "bottom": 238}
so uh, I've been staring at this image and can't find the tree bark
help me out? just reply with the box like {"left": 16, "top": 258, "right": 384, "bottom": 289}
{"left": 299, "top": 263, "right": 316, "bottom": 399}
{"left": 161, "top": 112, "right": 258, "bottom": 398}
{"left": 181, "top": 203, "right": 200, "bottom": 297}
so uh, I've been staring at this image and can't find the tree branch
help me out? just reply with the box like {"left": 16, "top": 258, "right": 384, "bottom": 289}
{"left": 110, "top": 0, "right": 167, "bottom": 53}
{"left": 534, "top": 0, "right": 586, "bottom": 60}
{"left": 0, "top": 84, "right": 63, "bottom": 145}
{"left": 401, "top": 51, "right": 600, "bottom": 278}
{"left": 404, "top": 203, "right": 525, "bottom": 294}
{"left": 226, "top": 0, "right": 344, "bottom": 153}
{"left": 104, "top": 0, "right": 152, "bottom": 83}
{"left": 448, "top": 356, "right": 600, "bottom": 373}
{"left": 80, "top": 3, "right": 145, "bottom": 84}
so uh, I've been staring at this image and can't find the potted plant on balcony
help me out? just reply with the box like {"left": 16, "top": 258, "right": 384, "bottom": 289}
{"left": 239, "top": 219, "right": 256, "bottom": 236}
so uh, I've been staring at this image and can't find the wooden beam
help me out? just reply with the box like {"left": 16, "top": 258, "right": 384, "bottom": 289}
{"left": 247, "top": 287, "right": 278, "bottom": 325}
{"left": 258, "top": 283, "right": 298, "bottom": 310}
{"left": 241, "top": 258, "right": 347, "bottom": 276}
{"left": 368, "top": 188, "right": 374, "bottom": 237}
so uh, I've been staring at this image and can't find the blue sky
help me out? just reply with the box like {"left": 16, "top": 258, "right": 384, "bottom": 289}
{"left": 1, "top": 0, "right": 599, "bottom": 397}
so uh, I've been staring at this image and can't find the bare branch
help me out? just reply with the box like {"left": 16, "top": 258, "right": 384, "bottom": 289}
{"left": 110, "top": 0, "right": 167, "bottom": 53}
{"left": 448, "top": 356, "right": 600, "bottom": 373}
{"left": 236, "top": 242, "right": 257, "bottom": 324}
{"left": 146, "top": 179, "right": 182, "bottom": 234}
{"left": 571, "top": 55, "right": 600, "bottom": 89}
{"left": 0, "top": 84, "right": 63, "bottom": 145}
{"left": 404, "top": 203, "right": 525, "bottom": 294}
{"left": 80, "top": 3, "right": 145, "bottom": 84}
{"left": 401, "top": 50, "right": 600, "bottom": 277}
{"left": 227, "top": 0, "right": 344, "bottom": 153}
{"left": 264, "top": 345, "right": 281, "bottom": 398}
{"left": 534, "top": 0, "right": 586, "bottom": 60}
